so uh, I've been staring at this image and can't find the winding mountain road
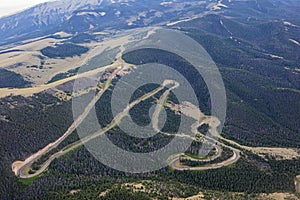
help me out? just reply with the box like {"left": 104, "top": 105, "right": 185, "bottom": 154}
{"left": 12, "top": 67, "right": 122, "bottom": 178}
{"left": 13, "top": 79, "right": 178, "bottom": 178}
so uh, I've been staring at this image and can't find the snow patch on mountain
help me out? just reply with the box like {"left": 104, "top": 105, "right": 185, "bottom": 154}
{"left": 289, "top": 39, "right": 300, "bottom": 46}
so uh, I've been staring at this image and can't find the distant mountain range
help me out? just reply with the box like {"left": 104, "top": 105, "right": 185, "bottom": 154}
{"left": 0, "top": 0, "right": 214, "bottom": 45}
{"left": 1, "top": 0, "right": 300, "bottom": 46}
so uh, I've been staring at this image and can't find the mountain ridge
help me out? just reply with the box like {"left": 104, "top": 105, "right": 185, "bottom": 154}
{"left": 0, "top": 0, "right": 218, "bottom": 45}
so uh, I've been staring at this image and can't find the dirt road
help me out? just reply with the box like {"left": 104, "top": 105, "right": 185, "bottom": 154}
{"left": 12, "top": 67, "right": 121, "bottom": 177}
{"left": 13, "top": 80, "right": 178, "bottom": 178}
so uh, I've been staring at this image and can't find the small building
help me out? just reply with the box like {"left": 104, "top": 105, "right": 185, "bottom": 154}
{"left": 295, "top": 175, "right": 300, "bottom": 193}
